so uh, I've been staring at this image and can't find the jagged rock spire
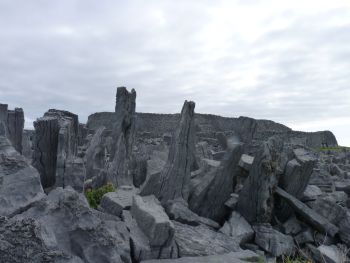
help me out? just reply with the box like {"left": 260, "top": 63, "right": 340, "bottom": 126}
{"left": 140, "top": 100, "right": 196, "bottom": 203}
{"left": 107, "top": 87, "right": 137, "bottom": 186}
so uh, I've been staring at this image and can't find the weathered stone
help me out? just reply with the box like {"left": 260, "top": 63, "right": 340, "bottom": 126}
{"left": 294, "top": 228, "right": 314, "bottom": 245}
{"left": 338, "top": 211, "right": 350, "bottom": 247}
{"left": 15, "top": 187, "right": 131, "bottom": 263}
{"left": 253, "top": 224, "right": 294, "bottom": 257}
{"left": 189, "top": 144, "right": 243, "bottom": 222}
{"left": 219, "top": 211, "right": 254, "bottom": 245}
{"left": 0, "top": 104, "right": 8, "bottom": 137}
{"left": 224, "top": 193, "right": 239, "bottom": 210}
{"left": 216, "top": 132, "right": 228, "bottom": 150}
{"left": 275, "top": 187, "right": 338, "bottom": 237}
{"left": 173, "top": 221, "right": 240, "bottom": 257}
{"left": 307, "top": 244, "right": 347, "bottom": 263}
{"left": 335, "top": 180, "right": 350, "bottom": 195}
{"left": 108, "top": 87, "right": 136, "bottom": 186}
{"left": 100, "top": 186, "right": 138, "bottom": 217}
{"left": 131, "top": 195, "right": 174, "bottom": 247}
{"left": 282, "top": 216, "right": 302, "bottom": 235}
{"left": 141, "top": 250, "right": 264, "bottom": 263}
{"left": 237, "top": 137, "right": 281, "bottom": 224}
{"left": 32, "top": 117, "right": 59, "bottom": 188}
{"left": 0, "top": 136, "right": 45, "bottom": 216}
{"left": 165, "top": 198, "right": 219, "bottom": 229}
{"left": 140, "top": 101, "right": 195, "bottom": 203}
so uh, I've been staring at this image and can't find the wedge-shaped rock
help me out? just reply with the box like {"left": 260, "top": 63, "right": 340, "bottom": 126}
{"left": 0, "top": 136, "right": 45, "bottom": 216}
{"left": 140, "top": 101, "right": 195, "bottom": 203}
{"left": 141, "top": 250, "right": 264, "bottom": 263}
{"left": 219, "top": 211, "right": 254, "bottom": 245}
{"left": 100, "top": 185, "right": 138, "bottom": 217}
{"left": 173, "top": 221, "right": 240, "bottom": 257}
{"left": 275, "top": 187, "right": 338, "bottom": 237}
{"left": 253, "top": 224, "right": 294, "bottom": 257}
{"left": 188, "top": 144, "right": 243, "bottom": 222}
{"left": 131, "top": 195, "right": 174, "bottom": 247}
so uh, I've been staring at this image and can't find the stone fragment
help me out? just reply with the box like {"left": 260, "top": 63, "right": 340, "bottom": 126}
{"left": 219, "top": 211, "right": 254, "bottom": 245}
{"left": 253, "top": 224, "right": 294, "bottom": 257}
{"left": 335, "top": 180, "right": 350, "bottom": 195}
{"left": 212, "top": 150, "right": 226, "bottom": 161}
{"left": 6, "top": 108, "right": 24, "bottom": 154}
{"left": 238, "top": 154, "right": 254, "bottom": 172}
{"left": 302, "top": 185, "right": 323, "bottom": 202}
{"left": 140, "top": 101, "right": 195, "bottom": 203}
{"left": 216, "top": 132, "right": 228, "bottom": 150}
{"left": 282, "top": 216, "right": 302, "bottom": 235}
{"left": 131, "top": 195, "right": 174, "bottom": 247}
{"left": 294, "top": 229, "right": 314, "bottom": 245}
{"left": 275, "top": 187, "right": 338, "bottom": 237}
{"left": 173, "top": 221, "right": 240, "bottom": 257}
{"left": 224, "top": 193, "right": 239, "bottom": 210}
{"left": 100, "top": 185, "right": 138, "bottom": 217}
{"left": 307, "top": 244, "right": 347, "bottom": 263}
{"left": 338, "top": 211, "right": 350, "bottom": 247}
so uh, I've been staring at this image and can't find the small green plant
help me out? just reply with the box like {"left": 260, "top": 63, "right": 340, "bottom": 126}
{"left": 316, "top": 146, "right": 349, "bottom": 152}
{"left": 85, "top": 183, "right": 115, "bottom": 208}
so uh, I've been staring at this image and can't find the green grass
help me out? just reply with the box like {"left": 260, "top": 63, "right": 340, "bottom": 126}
{"left": 85, "top": 183, "right": 115, "bottom": 208}
{"left": 316, "top": 146, "right": 349, "bottom": 152}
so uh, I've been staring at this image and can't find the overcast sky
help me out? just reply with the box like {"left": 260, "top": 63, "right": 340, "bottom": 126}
{"left": 0, "top": 0, "right": 349, "bottom": 145}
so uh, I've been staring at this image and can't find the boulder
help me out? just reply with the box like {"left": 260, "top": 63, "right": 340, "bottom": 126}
{"left": 219, "top": 211, "right": 254, "bottom": 245}
{"left": 238, "top": 154, "right": 254, "bottom": 172}
{"left": 140, "top": 101, "right": 196, "bottom": 203}
{"left": 307, "top": 244, "right": 347, "bottom": 263}
{"left": 0, "top": 136, "right": 45, "bottom": 217}
{"left": 281, "top": 216, "right": 302, "bottom": 235}
{"left": 338, "top": 211, "right": 350, "bottom": 247}
{"left": 173, "top": 221, "right": 240, "bottom": 257}
{"left": 302, "top": 185, "right": 323, "bottom": 202}
{"left": 108, "top": 87, "right": 137, "bottom": 186}
{"left": 224, "top": 193, "right": 239, "bottom": 210}
{"left": 100, "top": 185, "right": 138, "bottom": 217}
{"left": 131, "top": 195, "right": 174, "bottom": 247}
{"left": 335, "top": 180, "right": 350, "bottom": 195}
{"left": 189, "top": 144, "right": 243, "bottom": 222}
{"left": 294, "top": 228, "right": 314, "bottom": 245}
{"left": 141, "top": 250, "right": 264, "bottom": 263}
{"left": 253, "top": 224, "right": 294, "bottom": 257}
{"left": 32, "top": 116, "right": 59, "bottom": 188}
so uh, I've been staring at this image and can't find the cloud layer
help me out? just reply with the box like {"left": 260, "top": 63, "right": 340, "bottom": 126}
{"left": 0, "top": 0, "right": 349, "bottom": 145}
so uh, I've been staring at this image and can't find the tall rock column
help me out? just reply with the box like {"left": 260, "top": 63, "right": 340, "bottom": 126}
{"left": 7, "top": 108, "right": 24, "bottom": 154}
{"left": 140, "top": 100, "right": 196, "bottom": 204}
{"left": 107, "top": 87, "right": 136, "bottom": 186}
{"left": 0, "top": 104, "right": 8, "bottom": 136}
{"left": 32, "top": 117, "right": 59, "bottom": 188}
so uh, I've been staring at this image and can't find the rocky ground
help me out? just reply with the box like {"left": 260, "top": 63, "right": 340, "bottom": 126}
{"left": 0, "top": 87, "right": 349, "bottom": 263}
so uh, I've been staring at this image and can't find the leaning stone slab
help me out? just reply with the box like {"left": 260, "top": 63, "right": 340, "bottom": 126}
{"left": 275, "top": 187, "right": 338, "bottom": 237}
{"left": 131, "top": 195, "right": 174, "bottom": 247}
{"left": 141, "top": 250, "right": 264, "bottom": 263}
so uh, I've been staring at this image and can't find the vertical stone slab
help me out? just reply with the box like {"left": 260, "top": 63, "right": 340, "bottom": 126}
{"left": 32, "top": 117, "right": 59, "bottom": 188}
{"left": 0, "top": 103, "right": 8, "bottom": 136}
{"left": 7, "top": 108, "right": 24, "bottom": 154}
{"left": 107, "top": 87, "right": 136, "bottom": 186}
{"left": 140, "top": 100, "right": 196, "bottom": 204}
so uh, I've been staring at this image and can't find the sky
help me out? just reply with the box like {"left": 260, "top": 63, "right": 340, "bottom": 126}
{"left": 0, "top": 0, "right": 349, "bottom": 146}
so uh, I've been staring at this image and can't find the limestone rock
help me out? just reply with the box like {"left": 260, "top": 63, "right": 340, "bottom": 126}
{"left": 0, "top": 136, "right": 45, "bottom": 216}
{"left": 108, "top": 87, "right": 136, "bottom": 186}
{"left": 219, "top": 211, "right": 254, "bottom": 245}
{"left": 238, "top": 154, "right": 254, "bottom": 172}
{"left": 253, "top": 224, "right": 294, "bottom": 257}
{"left": 140, "top": 101, "right": 195, "bottom": 203}
{"left": 302, "top": 185, "right": 323, "bottom": 202}
{"left": 141, "top": 250, "right": 264, "bottom": 263}
{"left": 6, "top": 108, "right": 24, "bottom": 154}
{"left": 100, "top": 185, "right": 138, "bottom": 217}
{"left": 32, "top": 116, "right": 59, "bottom": 188}
{"left": 173, "top": 221, "right": 240, "bottom": 257}
{"left": 131, "top": 195, "right": 174, "bottom": 247}
{"left": 188, "top": 144, "right": 243, "bottom": 222}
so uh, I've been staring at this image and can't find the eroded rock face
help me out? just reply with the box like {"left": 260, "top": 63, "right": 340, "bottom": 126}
{"left": 32, "top": 117, "right": 59, "bottom": 188}
{"left": 7, "top": 108, "right": 24, "bottom": 154}
{"left": 140, "top": 101, "right": 196, "bottom": 203}
{"left": 108, "top": 87, "right": 136, "bottom": 186}
{"left": 0, "top": 136, "right": 45, "bottom": 217}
